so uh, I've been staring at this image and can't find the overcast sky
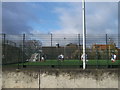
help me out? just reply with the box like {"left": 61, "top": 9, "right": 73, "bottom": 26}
{"left": 2, "top": 2, "right": 118, "bottom": 34}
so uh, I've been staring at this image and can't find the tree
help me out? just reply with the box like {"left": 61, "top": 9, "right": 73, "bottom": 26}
{"left": 24, "top": 40, "right": 42, "bottom": 58}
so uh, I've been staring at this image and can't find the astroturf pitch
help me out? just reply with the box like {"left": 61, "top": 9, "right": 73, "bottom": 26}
{"left": 18, "top": 60, "right": 120, "bottom": 66}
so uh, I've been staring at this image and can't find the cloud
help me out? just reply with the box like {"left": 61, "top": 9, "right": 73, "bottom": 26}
{"left": 2, "top": 2, "right": 42, "bottom": 34}
{"left": 52, "top": 3, "right": 82, "bottom": 34}
{"left": 2, "top": 2, "right": 118, "bottom": 47}
{"left": 30, "top": 2, "right": 118, "bottom": 46}
{"left": 2, "top": 2, "right": 118, "bottom": 35}
{"left": 51, "top": 2, "right": 118, "bottom": 34}
{"left": 86, "top": 2, "right": 118, "bottom": 34}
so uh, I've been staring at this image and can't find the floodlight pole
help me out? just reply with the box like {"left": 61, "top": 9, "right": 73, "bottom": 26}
{"left": 82, "top": 0, "right": 86, "bottom": 70}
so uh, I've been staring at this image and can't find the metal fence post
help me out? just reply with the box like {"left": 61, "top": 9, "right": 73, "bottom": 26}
{"left": 78, "top": 34, "right": 80, "bottom": 60}
{"left": 106, "top": 34, "right": 109, "bottom": 68}
{"left": 22, "top": 34, "right": 25, "bottom": 67}
{"left": 3, "top": 34, "right": 6, "bottom": 64}
{"left": 14, "top": 42, "right": 19, "bottom": 68}
{"left": 6, "top": 40, "right": 8, "bottom": 64}
{"left": 64, "top": 37, "right": 66, "bottom": 60}
{"left": 19, "top": 44, "right": 22, "bottom": 68}
{"left": 96, "top": 47, "right": 98, "bottom": 68}
{"left": 50, "top": 33, "right": 53, "bottom": 59}
{"left": 3, "top": 33, "right": 6, "bottom": 46}
{"left": 51, "top": 33, "right": 52, "bottom": 47}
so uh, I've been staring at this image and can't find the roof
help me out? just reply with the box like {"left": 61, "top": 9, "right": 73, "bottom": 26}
{"left": 92, "top": 44, "right": 115, "bottom": 50}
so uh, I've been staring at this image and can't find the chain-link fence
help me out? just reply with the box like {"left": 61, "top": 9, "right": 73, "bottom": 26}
{"left": 1, "top": 33, "right": 120, "bottom": 68}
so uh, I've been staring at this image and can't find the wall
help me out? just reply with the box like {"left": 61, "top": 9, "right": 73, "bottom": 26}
{"left": 1, "top": 67, "right": 119, "bottom": 89}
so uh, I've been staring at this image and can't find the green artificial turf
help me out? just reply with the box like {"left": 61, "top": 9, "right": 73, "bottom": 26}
{"left": 17, "top": 60, "right": 120, "bottom": 66}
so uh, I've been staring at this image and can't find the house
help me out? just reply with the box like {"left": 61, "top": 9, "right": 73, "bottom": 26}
{"left": 92, "top": 44, "right": 116, "bottom": 50}
{"left": 92, "top": 44, "right": 119, "bottom": 60}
